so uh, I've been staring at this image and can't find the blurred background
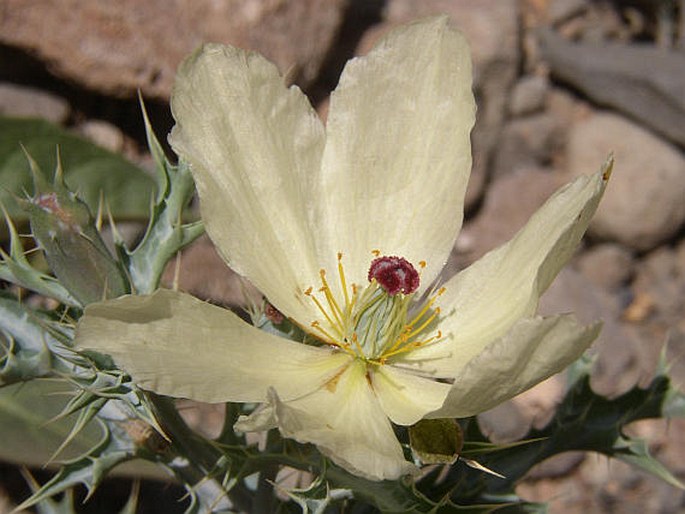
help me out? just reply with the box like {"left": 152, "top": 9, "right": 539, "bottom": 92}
{"left": 1, "top": 0, "right": 684, "bottom": 512}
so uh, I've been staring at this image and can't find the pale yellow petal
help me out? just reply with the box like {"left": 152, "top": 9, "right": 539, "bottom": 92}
{"left": 169, "top": 43, "right": 325, "bottom": 325}
{"left": 428, "top": 315, "right": 601, "bottom": 419}
{"left": 238, "top": 360, "right": 415, "bottom": 481}
{"left": 403, "top": 164, "right": 610, "bottom": 376}
{"left": 316, "top": 17, "right": 476, "bottom": 290}
{"left": 371, "top": 366, "right": 451, "bottom": 426}
{"left": 75, "top": 289, "right": 351, "bottom": 403}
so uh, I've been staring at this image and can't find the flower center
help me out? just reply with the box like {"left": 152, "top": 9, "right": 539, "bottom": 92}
{"left": 304, "top": 252, "right": 444, "bottom": 364}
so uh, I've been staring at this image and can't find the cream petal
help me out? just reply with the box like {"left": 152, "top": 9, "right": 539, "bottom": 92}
{"left": 169, "top": 43, "right": 326, "bottom": 325}
{"left": 403, "top": 163, "right": 610, "bottom": 376}
{"left": 75, "top": 289, "right": 351, "bottom": 403}
{"left": 316, "top": 17, "right": 476, "bottom": 290}
{"left": 238, "top": 360, "right": 415, "bottom": 481}
{"left": 428, "top": 315, "right": 601, "bottom": 419}
{"left": 371, "top": 366, "right": 451, "bottom": 426}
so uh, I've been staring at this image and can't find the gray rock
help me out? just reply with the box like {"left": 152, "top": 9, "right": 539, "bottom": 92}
{"left": 547, "top": 0, "right": 588, "bottom": 24}
{"left": 0, "top": 0, "right": 348, "bottom": 99}
{"left": 540, "top": 29, "right": 685, "bottom": 148}
{"left": 453, "top": 167, "right": 566, "bottom": 266}
{"left": 161, "top": 235, "right": 260, "bottom": 308}
{"left": 526, "top": 452, "right": 585, "bottom": 480}
{"left": 566, "top": 112, "right": 685, "bottom": 252}
{"left": 0, "top": 82, "right": 70, "bottom": 123}
{"left": 493, "top": 113, "right": 564, "bottom": 177}
{"left": 539, "top": 268, "right": 646, "bottom": 395}
{"left": 632, "top": 246, "right": 685, "bottom": 326}
{"left": 509, "top": 75, "right": 549, "bottom": 117}
{"left": 575, "top": 243, "right": 634, "bottom": 292}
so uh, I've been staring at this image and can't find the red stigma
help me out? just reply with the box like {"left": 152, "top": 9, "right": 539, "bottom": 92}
{"left": 368, "top": 256, "right": 420, "bottom": 295}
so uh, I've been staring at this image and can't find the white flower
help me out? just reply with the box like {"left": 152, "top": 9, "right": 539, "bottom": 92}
{"left": 75, "top": 17, "right": 609, "bottom": 481}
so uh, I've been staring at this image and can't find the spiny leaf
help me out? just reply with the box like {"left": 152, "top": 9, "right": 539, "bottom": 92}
{"left": 126, "top": 154, "right": 202, "bottom": 294}
{"left": 0, "top": 291, "right": 75, "bottom": 385}
{"left": 22, "top": 469, "right": 78, "bottom": 514}
{"left": 614, "top": 436, "right": 684, "bottom": 489}
{"left": 13, "top": 424, "right": 137, "bottom": 511}
{"left": 0, "top": 380, "right": 103, "bottom": 468}
{"left": 138, "top": 95, "right": 168, "bottom": 202}
{"left": 0, "top": 205, "right": 78, "bottom": 306}
{"left": 0, "top": 116, "right": 155, "bottom": 226}
{"left": 279, "top": 473, "right": 352, "bottom": 514}
{"left": 20, "top": 152, "right": 129, "bottom": 305}
{"left": 435, "top": 354, "right": 685, "bottom": 504}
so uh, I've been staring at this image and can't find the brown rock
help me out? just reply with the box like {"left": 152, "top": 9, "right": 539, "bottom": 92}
{"left": 575, "top": 243, "right": 634, "bottom": 292}
{"left": 360, "top": 0, "right": 520, "bottom": 211}
{"left": 161, "top": 234, "right": 260, "bottom": 308}
{"left": 493, "top": 113, "right": 565, "bottom": 177}
{"left": 508, "top": 75, "right": 550, "bottom": 117}
{"left": 566, "top": 112, "right": 685, "bottom": 251}
{"left": 631, "top": 246, "right": 685, "bottom": 326}
{"left": 0, "top": 0, "right": 347, "bottom": 99}
{"left": 539, "top": 268, "right": 650, "bottom": 396}
{"left": 453, "top": 167, "right": 566, "bottom": 266}
{"left": 75, "top": 120, "right": 125, "bottom": 153}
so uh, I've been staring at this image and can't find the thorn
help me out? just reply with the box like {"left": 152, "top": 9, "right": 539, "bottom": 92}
{"left": 20, "top": 144, "right": 49, "bottom": 195}
{"left": 53, "top": 146, "right": 66, "bottom": 187}
{"left": 172, "top": 251, "right": 182, "bottom": 292}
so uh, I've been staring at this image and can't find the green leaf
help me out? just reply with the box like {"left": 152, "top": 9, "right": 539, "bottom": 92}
{"left": 0, "top": 380, "right": 103, "bottom": 466}
{"left": 0, "top": 290, "right": 76, "bottom": 384}
{"left": 433, "top": 358, "right": 685, "bottom": 505}
{"left": 0, "top": 116, "right": 155, "bottom": 225}
{"left": 279, "top": 473, "right": 351, "bottom": 514}
{"left": 13, "top": 423, "right": 137, "bottom": 511}
{"left": 20, "top": 153, "right": 129, "bottom": 305}
{"left": 0, "top": 207, "right": 79, "bottom": 306}
{"left": 22, "top": 470, "right": 78, "bottom": 514}
{"left": 125, "top": 104, "right": 202, "bottom": 294}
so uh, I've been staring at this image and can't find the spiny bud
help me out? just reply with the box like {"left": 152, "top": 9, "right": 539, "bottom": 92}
{"left": 20, "top": 151, "right": 129, "bottom": 306}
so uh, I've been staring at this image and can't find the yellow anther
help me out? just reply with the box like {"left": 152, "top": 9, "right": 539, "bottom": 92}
{"left": 419, "top": 260, "right": 426, "bottom": 268}
{"left": 372, "top": 249, "right": 381, "bottom": 257}
{"left": 304, "top": 286, "right": 313, "bottom": 295}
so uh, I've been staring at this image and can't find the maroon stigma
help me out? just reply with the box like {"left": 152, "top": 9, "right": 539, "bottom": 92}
{"left": 367, "top": 256, "right": 420, "bottom": 295}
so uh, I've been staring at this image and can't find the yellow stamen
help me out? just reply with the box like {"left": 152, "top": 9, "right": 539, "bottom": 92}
{"left": 311, "top": 321, "right": 354, "bottom": 355}
{"left": 305, "top": 287, "right": 341, "bottom": 336}
{"left": 337, "top": 253, "right": 350, "bottom": 308}
{"left": 405, "top": 307, "right": 440, "bottom": 340}
{"left": 406, "top": 287, "right": 445, "bottom": 329}
{"left": 380, "top": 330, "right": 443, "bottom": 360}
{"left": 319, "top": 270, "right": 344, "bottom": 323}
